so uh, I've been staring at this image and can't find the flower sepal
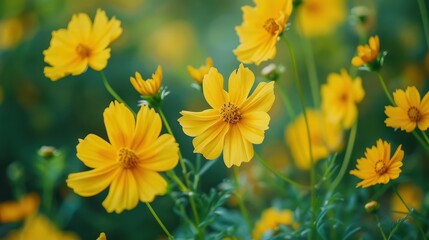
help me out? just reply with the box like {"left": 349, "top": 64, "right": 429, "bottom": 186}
{"left": 138, "top": 87, "right": 170, "bottom": 108}
{"left": 357, "top": 51, "right": 388, "bottom": 72}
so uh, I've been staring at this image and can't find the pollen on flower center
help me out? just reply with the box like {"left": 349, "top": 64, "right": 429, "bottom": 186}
{"left": 220, "top": 102, "right": 242, "bottom": 124}
{"left": 408, "top": 106, "right": 421, "bottom": 122}
{"left": 263, "top": 18, "right": 280, "bottom": 35}
{"left": 118, "top": 148, "right": 139, "bottom": 169}
{"left": 374, "top": 160, "right": 387, "bottom": 174}
{"left": 76, "top": 44, "right": 91, "bottom": 58}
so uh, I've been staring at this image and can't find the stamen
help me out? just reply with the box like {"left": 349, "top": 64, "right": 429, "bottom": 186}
{"left": 408, "top": 106, "right": 421, "bottom": 122}
{"left": 118, "top": 148, "right": 139, "bottom": 169}
{"left": 263, "top": 18, "right": 280, "bottom": 35}
{"left": 374, "top": 160, "right": 387, "bottom": 174}
{"left": 220, "top": 102, "right": 242, "bottom": 124}
{"left": 76, "top": 44, "right": 90, "bottom": 58}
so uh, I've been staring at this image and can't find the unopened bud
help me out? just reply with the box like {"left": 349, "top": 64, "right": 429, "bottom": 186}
{"left": 261, "top": 63, "right": 284, "bottom": 81}
{"left": 38, "top": 146, "right": 56, "bottom": 158}
{"left": 365, "top": 200, "right": 380, "bottom": 213}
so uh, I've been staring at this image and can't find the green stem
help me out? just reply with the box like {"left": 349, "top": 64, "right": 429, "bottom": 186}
{"left": 330, "top": 120, "right": 358, "bottom": 192}
{"left": 412, "top": 131, "right": 429, "bottom": 154}
{"left": 255, "top": 151, "right": 309, "bottom": 189}
{"left": 302, "top": 37, "right": 320, "bottom": 108}
{"left": 421, "top": 130, "right": 429, "bottom": 145}
{"left": 166, "top": 171, "right": 187, "bottom": 192}
{"left": 146, "top": 202, "right": 174, "bottom": 240}
{"left": 100, "top": 71, "right": 131, "bottom": 110}
{"left": 277, "top": 83, "right": 296, "bottom": 119}
{"left": 417, "top": 0, "right": 429, "bottom": 50}
{"left": 375, "top": 72, "right": 394, "bottom": 105}
{"left": 374, "top": 214, "right": 388, "bottom": 240}
{"left": 232, "top": 167, "right": 251, "bottom": 231}
{"left": 282, "top": 34, "right": 316, "bottom": 239}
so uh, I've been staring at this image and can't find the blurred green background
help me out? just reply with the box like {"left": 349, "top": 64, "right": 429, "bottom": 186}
{"left": 1, "top": 0, "right": 429, "bottom": 239}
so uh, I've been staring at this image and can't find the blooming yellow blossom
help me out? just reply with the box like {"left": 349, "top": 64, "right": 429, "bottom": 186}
{"left": 97, "top": 232, "right": 107, "bottom": 240}
{"left": 5, "top": 214, "right": 79, "bottom": 240}
{"left": 385, "top": 86, "right": 429, "bottom": 132}
{"left": 179, "top": 64, "right": 275, "bottom": 168}
{"left": 321, "top": 69, "right": 365, "bottom": 129}
{"left": 352, "top": 35, "right": 380, "bottom": 67}
{"left": 234, "top": 0, "right": 293, "bottom": 65}
{"left": 297, "top": 0, "right": 346, "bottom": 37}
{"left": 187, "top": 57, "right": 213, "bottom": 84}
{"left": 130, "top": 65, "right": 162, "bottom": 97}
{"left": 350, "top": 139, "right": 404, "bottom": 188}
{"left": 0, "top": 193, "right": 40, "bottom": 223}
{"left": 67, "top": 101, "right": 179, "bottom": 213}
{"left": 391, "top": 182, "right": 423, "bottom": 220}
{"left": 252, "top": 208, "right": 297, "bottom": 240}
{"left": 0, "top": 17, "right": 24, "bottom": 49}
{"left": 43, "top": 9, "right": 122, "bottom": 81}
{"left": 286, "top": 109, "right": 343, "bottom": 170}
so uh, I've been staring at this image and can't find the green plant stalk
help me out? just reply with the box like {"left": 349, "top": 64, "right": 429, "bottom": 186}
{"left": 417, "top": 0, "right": 429, "bottom": 50}
{"left": 330, "top": 120, "right": 358, "bottom": 192}
{"left": 100, "top": 71, "right": 131, "bottom": 110}
{"left": 255, "top": 151, "right": 309, "bottom": 189}
{"left": 232, "top": 167, "right": 251, "bottom": 231}
{"left": 302, "top": 37, "right": 320, "bottom": 108}
{"left": 156, "top": 107, "right": 204, "bottom": 240}
{"left": 374, "top": 214, "right": 388, "bottom": 240}
{"left": 412, "top": 131, "right": 429, "bottom": 153}
{"left": 276, "top": 83, "right": 296, "bottom": 119}
{"left": 146, "top": 202, "right": 174, "bottom": 240}
{"left": 282, "top": 35, "right": 317, "bottom": 239}
{"left": 421, "top": 130, "right": 429, "bottom": 145}
{"left": 376, "top": 72, "right": 394, "bottom": 104}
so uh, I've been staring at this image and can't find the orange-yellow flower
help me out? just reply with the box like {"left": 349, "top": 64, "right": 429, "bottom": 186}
{"left": 321, "top": 69, "right": 365, "bottom": 129}
{"left": 391, "top": 182, "right": 423, "bottom": 220}
{"left": 67, "top": 101, "right": 179, "bottom": 213}
{"left": 179, "top": 64, "right": 275, "bottom": 168}
{"left": 350, "top": 139, "right": 404, "bottom": 188}
{"left": 97, "top": 232, "right": 107, "bottom": 240}
{"left": 352, "top": 35, "right": 380, "bottom": 67}
{"left": 234, "top": 0, "right": 293, "bottom": 65}
{"left": 0, "top": 17, "right": 24, "bottom": 49}
{"left": 297, "top": 0, "right": 346, "bottom": 37}
{"left": 385, "top": 86, "right": 429, "bottom": 132}
{"left": 43, "top": 9, "right": 122, "bottom": 81}
{"left": 252, "top": 208, "right": 297, "bottom": 240}
{"left": 187, "top": 57, "right": 213, "bottom": 84}
{"left": 0, "top": 193, "right": 40, "bottom": 223}
{"left": 130, "top": 65, "right": 163, "bottom": 97}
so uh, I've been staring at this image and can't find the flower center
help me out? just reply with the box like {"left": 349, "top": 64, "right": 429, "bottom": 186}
{"left": 340, "top": 92, "right": 349, "bottom": 103}
{"left": 374, "top": 160, "right": 387, "bottom": 174}
{"left": 408, "top": 106, "right": 421, "bottom": 122}
{"left": 76, "top": 44, "right": 91, "bottom": 58}
{"left": 118, "top": 148, "right": 138, "bottom": 169}
{"left": 263, "top": 18, "right": 280, "bottom": 35}
{"left": 220, "top": 102, "right": 242, "bottom": 124}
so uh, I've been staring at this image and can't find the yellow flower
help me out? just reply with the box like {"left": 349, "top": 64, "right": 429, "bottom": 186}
{"left": 297, "top": 0, "right": 346, "bottom": 37}
{"left": 5, "top": 214, "right": 79, "bottom": 240}
{"left": 234, "top": 0, "right": 293, "bottom": 65}
{"left": 179, "top": 64, "right": 275, "bottom": 168}
{"left": 0, "top": 193, "right": 40, "bottom": 223}
{"left": 391, "top": 182, "right": 423, "bottom": 220}
{"left": 97, "top": 232, "right": 107, "bottom": 240}
{"left": 321, "top": 69, "right": 365, "bottom": 129}
{"left": 285, "top": 109, "right": 343, "bottom": 170}
{"left": 67, "top": 101, "right": 179, "bottom": 213}
{"left": 0, "top": 17, "right": 24, "bottom": 49}
{"left": 385, "top": 86, "right": 429, "bottom": 132}
{"left": 187, "top": 57, "right": 213, "bottom": 84}
{"left": 43, "top": 9, "right": 122, "bottom": 81}
{"left": 351, "top": 35, "right": 380, "bottom": 67}
{"left": 130, "top": 65, "right": 163, "bottom": 97}
{"left": 350, "top": 139, "right": 404, "bottom": 188}
{"left": 252, "top": 208, "right": 297, "bottom": 240}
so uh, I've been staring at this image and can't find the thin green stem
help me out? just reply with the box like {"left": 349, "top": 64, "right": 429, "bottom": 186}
{"left": 330, "top": 120, "right": 358, "bottom": 192}
{"left": 412, "top": 131, "right": 429, "bottom": 153}
{"left": 146, "top": 202, "right": 174, "bottom": 240}
{"left": 302, "top": 37, "right": 320, "bottom": 108}
{"left": 276, "top": 83, "right": 296, "bottom": 119}
{"left": 374, "top": 214, "right": 388, "bottom": 240}
{"left": 167, "top": 171, "right": 187, "bottom": 192}
{"left": 421, "top": 130, "right": 429, "bottom": 145}
{"left": 100, "top": 71, "right": 131, "bottom": 110}
{"left": 282, "top": 35, "right": 316, "bottom": 239}
{"left": 232, "top": 167, "right": 251, "bottom": 231}
{"left": 417, "top": 0, "right": 429, "bottom": 50}
{"left": 376, "top": 72, "right": 394, "bottom": 105}
{"left": 255, "top": 151, "right": 309, "bottom": 189}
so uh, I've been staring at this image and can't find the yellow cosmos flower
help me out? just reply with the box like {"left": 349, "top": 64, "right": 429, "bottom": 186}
{"left": 0, "top": 193, "right": 40, "bottom": 223}
{"left": 350, "top": 139, "right": 404, "bottom": 188}
{"left": 43, "top": 9, "right": 122, "bottom": 81}
{"left": 297, "top": 0, "right": 346, "bottom": 37}
{"left": 351, "top": 35, "right": 380, "bottom": 67}
{"left": 321, "top": 69, "right": 365, "bottom": 129}
{"left": 252, "top": 208, "right": 297, "bottom": 240}
{"left": 385, "top": 86, "right": 429, "bottom": 132}
{"left": 179, "top": 64, "right": 275, "bottom": 168}
{"left": 97, "top": 232, "right": 107, "bottom": 240}
{"left": 0, "top": 17, "right": 24, "bottom": 49}
{"left": 187, "top": 57, "right": 213, "bottom": 84}
{"left": 234, "top": 0, "right": 293, "bottom": 65}
{"left": 130, "top": 65, "right": 163, "bottom": 97}
{"left": 67, "top": 101, "right": 179, "bottom": 213}
{"left": 5, "top": 214, "right": 79, "bottom": 240}
{"left": 285, "top": 109, "right": 343, "bottom": 170}
{"left": 391, "top": 182, "right": 423, "bottom": 220}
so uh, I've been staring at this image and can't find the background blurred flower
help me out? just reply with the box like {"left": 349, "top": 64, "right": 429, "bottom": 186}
{"left": 179, "top": 64, "right": 275, "bottom": 167}
{"left": 43, "top": 9, "right": 122, "bottom": 81}
{"left": 0, "top": 193, "right": 40, "bottom": 223}
{"left": 67, "top": 102, "right": 179, "bottom": 213}
{"left": 252, "top": 208, "right": 297, "bottom": 240}
{"left": 0, "top": 17, "right": 24, "bottom": 49}
{"left": 187, "top": 57, "right": 213, "bottom": 84}
{"left": 130, "top": 65, "right": 162, "bottom": 97}
{"left": 385, "top": 86, "right": 429, "bottom": 132}
{"left": 296, "top": 0, "right": 346, "bottom": 37}
{"left": 351, "top": 35, "right": 380, "bottom": 68}
{"left": 391, "top": 182, "right": 423, "bottom": 220}
{"left": 234, "top": 0, "right": 293, "bottom": 65}
{"left": 350, "top": 139, "right": 404, "bottom": 188}
{"left": 321, "top": 69, "right": 365, "bottom": 129}
{"left": 285, "top": 109, "right": 343, "bottom": 170}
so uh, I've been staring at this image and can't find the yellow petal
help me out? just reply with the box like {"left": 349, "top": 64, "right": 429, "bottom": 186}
{"left": 102, "top": 170, "right": 139, "bottom": 213}
{"left": 138, "top": 134, "right": 179, "bottom": 171}
{"left": 76, "top": 134, "right": 117, "bottom": 168}
{"left": 88, "top": 48, "right": 110, "bottom": 70}
{"left": 178, "top": 109, "right": 219, "bottom": 137}
{"left": 131, "top": 105, "right": 162, "bottom": 150}
{"left": 68, "top": 13, "right": 92, "bottom": 44}
{"left": 203, "top": 67, "right": 227, "bottom": 109}
{"left": 223, "top": 126, "right": 254, "bottom": 167}
{"left": 406, "top": 86, "right": 421, "bottom": 107}
{"left": 131, "top": 169, "right": 168, "bottom": 202}
{"left": 67, "top": 165, "right": 119, "bottom": 197}
{"left": 351, "top": 56, "right": 364, "bottom": 67}
{"left": 228, "top": 64, "right": 254, "bottom": 106}
{"left": 237, "top": 111, "right": 270, "bottom": 144}
{"left": 392, "top": 89, "right": 409, "bottom": 110}
{"left": 193, "top": 120, "right": 229, "bottom": 160}
{"left": 240, "top": 81, "right": 275, "bottom": 112}
{"left": 103, "top": 101, "right": 135, "bottom": 148}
